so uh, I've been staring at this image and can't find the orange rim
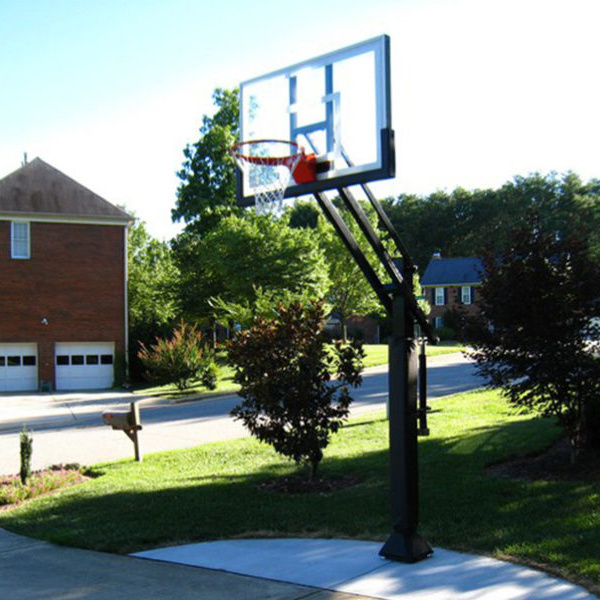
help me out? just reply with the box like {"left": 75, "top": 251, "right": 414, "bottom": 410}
{"left": 230, "top": 139, "right": 304, "bottom": 166}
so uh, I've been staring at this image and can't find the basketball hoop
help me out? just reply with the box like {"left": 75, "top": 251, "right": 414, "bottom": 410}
{"left": 230, "top": 139, "right": 317, "bottom": 213}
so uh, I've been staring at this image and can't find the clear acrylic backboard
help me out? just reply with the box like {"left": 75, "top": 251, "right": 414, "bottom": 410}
{"left": 236, "top": 35, "right": 394, "bottom": 206}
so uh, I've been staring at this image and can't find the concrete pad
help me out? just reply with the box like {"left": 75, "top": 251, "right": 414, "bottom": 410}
{"left": 137, "top": 538, "right": 385, "bottom": 589}
{"left": 134, "top": 539, "right": 595, "bottom": 600}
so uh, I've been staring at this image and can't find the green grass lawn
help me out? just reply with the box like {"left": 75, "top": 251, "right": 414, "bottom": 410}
{"left": 361, "top": 341, "right": 465, "bottom": 368}
{"left": 138, "top": 341, "right": 466, "bottom": 397}
{"left": 0, "top": 388, "right": 597, "bottom": 594}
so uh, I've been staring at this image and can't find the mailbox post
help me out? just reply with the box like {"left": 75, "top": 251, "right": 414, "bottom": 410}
{"left": 102, "top": 401, "right": 143, "bottom": 462}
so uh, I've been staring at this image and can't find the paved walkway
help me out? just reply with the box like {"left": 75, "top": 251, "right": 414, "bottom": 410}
{"left": 0, "top": 528, "right": 595, "bottom": 599}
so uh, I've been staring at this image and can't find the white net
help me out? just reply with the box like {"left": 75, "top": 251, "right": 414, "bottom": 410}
{"left": 232, "top": 140, "right": 302, "bottom": 214}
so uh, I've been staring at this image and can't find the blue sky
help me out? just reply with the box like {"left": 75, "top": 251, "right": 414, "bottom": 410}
{"left": 1, "top": 0, "right": 598, "bottom": 240}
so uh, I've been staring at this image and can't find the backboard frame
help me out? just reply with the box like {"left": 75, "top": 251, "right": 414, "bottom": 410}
{"left": 236, "top": 35, "right": 394, "bottom": 207}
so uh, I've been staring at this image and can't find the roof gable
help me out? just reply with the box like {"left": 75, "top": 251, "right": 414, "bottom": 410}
{"left": 0, "top": 158, "right": 131, "bottom": 223}
{"left": 421, "top": 257, "right": 484, "bottom": 286}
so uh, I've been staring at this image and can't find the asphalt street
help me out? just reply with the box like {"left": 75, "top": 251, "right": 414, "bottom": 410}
{"left": 0, "top": 353, "right": 483, "bottom": 476}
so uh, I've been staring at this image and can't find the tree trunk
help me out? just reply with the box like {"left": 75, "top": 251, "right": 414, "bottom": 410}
{"left": 570, "top": 439, "right": 579, "bottom": 465}
{"left": 309, "top": 449, "right": 323, "bottom": 482}
{"left": 569, "top": 424, "right": 583, "bottom": 465}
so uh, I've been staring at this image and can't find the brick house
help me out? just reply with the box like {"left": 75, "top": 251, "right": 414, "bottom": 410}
{"left": 0, "top": 158, "right": 131, "bottom": 391}
{"left": 420, "top": 253, "right": 484, "bottom": 330}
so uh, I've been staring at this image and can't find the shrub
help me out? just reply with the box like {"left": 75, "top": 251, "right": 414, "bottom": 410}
{"left": 138, "top": 320, "right": 215, "bottom": 391}
{"left": 227, "top": 300, "right": 365, "bottom": 481}
{"left": 199, "top": 361, "right": 219, "bottom": 390}
{"left": 19, "top": 426, "right": 33, "bottom": 485}
{"left": 466, "top": 217, "right": 600, "bottom": 462}
{"left": 1, "top": 466, "right": 84, "bottom": 506}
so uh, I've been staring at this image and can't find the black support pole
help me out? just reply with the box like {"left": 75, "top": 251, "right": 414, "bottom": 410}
{"left": 313, "top": 188, "right": 433, "bottom": 564}
{"left": 418, "top": 340, "right": 429, "bottom": 436}
{"left": 379, "top": 293, "right": 432, "bottom": 562}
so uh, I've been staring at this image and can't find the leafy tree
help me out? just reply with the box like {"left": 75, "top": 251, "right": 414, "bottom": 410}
{"left": 288, "top": 200, "right": 320, "bottom": 230}
{"left": 209, "top": 285, "right": 327, "bottom": 332}
{"left": 173, "top": 88, "right": 241, "bottom": 236}
{"left": 228, "top": 301, "right": 365, "bottom": 481}
{"left": 384, "top": 172, "right": 600, "bottom": 272}
{"left": 173, "top": 213, "right": 330, "bottom": 322}
{"left": 465, "top": 214, "right": 600, "bottom": 463}
{"left": 138, "top": 321, "right": 217, "bottom": 391}
{"left": 128, "top": 219, "right": 180, "bottom": 380}
{"left": 383, "top": 190, "right": 459, "bottom": 272}
{"left": 314, "top": 203, "right": 386, "bottom": 340}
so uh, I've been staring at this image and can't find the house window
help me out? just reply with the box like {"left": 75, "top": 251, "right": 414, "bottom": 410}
{"left": 434, "top": 316, "right": 444, "bottom": 329}
{"left": 11, "top": 221, "right": 30, "bottom": 259}
{"left": 435, "top": 287, "right": 445, "bottom": 306}
{"left": 461, "top": 286, "right": 472, "bottom": 305}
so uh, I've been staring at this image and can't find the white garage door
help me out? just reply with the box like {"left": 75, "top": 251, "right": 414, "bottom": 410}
{"left": 0, "top": 343, "right": 38, "bottom": 392}
{"left": 55, "top": 342, "right": 115, "bottom": 391}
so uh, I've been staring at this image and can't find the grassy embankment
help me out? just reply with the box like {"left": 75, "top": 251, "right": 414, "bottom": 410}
{"left": 0, "top": 387, "right": 597, "bottom": 594}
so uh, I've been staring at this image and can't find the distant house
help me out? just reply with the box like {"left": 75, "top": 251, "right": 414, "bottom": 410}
{"left": 325, "top": 312, "right": 380, "bottom": 343}
{"left": 420, "top": 253, "right": 484, "bottom": 330}
{"left": 0, "top": 158, "right": 131, "bottom": 391}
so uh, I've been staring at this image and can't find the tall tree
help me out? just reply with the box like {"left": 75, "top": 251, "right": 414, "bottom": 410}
{"left": 382, "top": 190, "right": 459, "bottom": 272}
{"left": 384, "top": 172, "right": 600, "bottom": 272}
{"left": 174, "top": 213, "right": 330, "bottom": 323}
{"left": 289, "top": 199, "right": 388, "bottom": 340}
{"left": 128, "top": 219, "right": 180, "bottom": 379}
{"left": 173, "top": 88, "right": 241, "bottom": 236}
{"left": 316, "top": 213, "right": 383, "bottom": 340}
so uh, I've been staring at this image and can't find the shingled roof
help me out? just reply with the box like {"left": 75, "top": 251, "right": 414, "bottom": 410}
{"left": 421, "top": 256, "right": 484, "bottom": 286}
{"left": 0, "top": 158, "right": 131, "bottom": 223}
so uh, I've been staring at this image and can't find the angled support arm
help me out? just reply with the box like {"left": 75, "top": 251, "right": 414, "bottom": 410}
{"left": 336, "top": 187, "right": 437, "bottom": 343}
{"left": 314, "top": 192, "right": 393, "bottom": 315}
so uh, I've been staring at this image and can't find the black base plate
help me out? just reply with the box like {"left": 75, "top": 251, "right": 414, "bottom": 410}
{"left": 379, "top": 532, "right": 433, "bottom": 563}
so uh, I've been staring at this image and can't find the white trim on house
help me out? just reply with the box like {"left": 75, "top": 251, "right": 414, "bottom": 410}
{"left": 10, "top": 221, "right": 30, "bottom": 259}
{"left": 434, "top": 287, "right": 445, "bottom": 306}
{"left": 123, "top": 226, "right": 129, "bottom": 382}
{"left": 422, "top": 282, "right": 480, "bottom": 288}
{"left": 461, "top": 286, "right": 472, "bottom": 304}
{"left": 0, "top": 213, "right": 130, "bottom": 227}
